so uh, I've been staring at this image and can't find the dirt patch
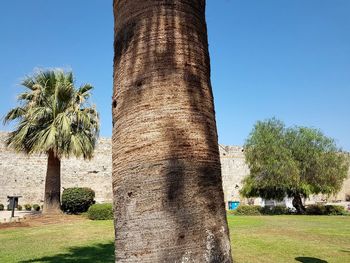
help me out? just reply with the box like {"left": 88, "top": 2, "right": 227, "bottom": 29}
{"left": 0, "top": 221, "right": 30, "bottom": 229}
{"left": 0, "top": 214, "right": 86, "bottom": 229}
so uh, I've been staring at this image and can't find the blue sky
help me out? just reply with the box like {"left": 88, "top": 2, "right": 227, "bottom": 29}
{"left": 0, "top": 0, "right": 349, "bottom": 150}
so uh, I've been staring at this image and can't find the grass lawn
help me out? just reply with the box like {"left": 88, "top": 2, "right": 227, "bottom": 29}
{"left": 228, "top": 215, "right": 350, "bottom": 263}
{"left": 0, "top": 215, "right": 349, "bottom": 263}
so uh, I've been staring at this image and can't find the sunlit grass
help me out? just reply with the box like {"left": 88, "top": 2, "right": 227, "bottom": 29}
{"left": 0, "top": 216, "right": 349, "bottom": 262}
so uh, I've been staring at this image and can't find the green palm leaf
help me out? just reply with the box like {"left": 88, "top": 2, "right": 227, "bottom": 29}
{"left": 3, "top": 70, "right": 100, "bottom": 159}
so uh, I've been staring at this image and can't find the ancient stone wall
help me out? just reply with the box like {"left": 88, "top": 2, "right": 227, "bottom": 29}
{"left": 0, "top": 131, "right": 349, "bottom": 206}
{"left": 0, "top": 132, "right": 112, "bottom": 205}
{"left": 218, "top": 145, "right": 250, "bottom": 205}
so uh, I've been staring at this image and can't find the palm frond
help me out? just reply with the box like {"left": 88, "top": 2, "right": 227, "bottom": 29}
{"left": 78, "top": 84, "right": 93, "bottom": 95}
{"left": 30, "top": 124, "right": 57, "bottom": 154}
{"left": 4, "top": 69, "right": 100, "bottom": 158}
{"left": 3, "top": 107, "right": 26, "bottom": 124}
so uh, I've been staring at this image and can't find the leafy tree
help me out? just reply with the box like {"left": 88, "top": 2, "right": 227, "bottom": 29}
{"left": 241, "top": 118, "right": 349, "bottom": 214}
{"left": 3, "top": 70, "right": 99, "bottom": 214}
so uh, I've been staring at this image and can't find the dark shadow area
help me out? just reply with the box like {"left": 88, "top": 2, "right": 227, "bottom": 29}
{"left": 20, "top": 242, "right": 114, "bottom": 263}
{"left": 295, "top": 257, "right": 328, "bottom": 263}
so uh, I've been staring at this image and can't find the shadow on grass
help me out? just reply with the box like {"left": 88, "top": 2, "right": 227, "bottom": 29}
{"left": 20, "top": 242, "right": 114, "bottom": 263}
{"left": 295, "top": 257, "right": 328, "bottom": 263}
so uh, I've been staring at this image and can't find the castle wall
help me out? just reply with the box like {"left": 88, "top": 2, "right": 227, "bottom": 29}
{"left": 0, "top": 131, "right": 349, "bottom": 206}
{"left": 218, "top": 145, "right": 250, "bottom": 205}
{"left": 0, "top": 132, "right": 112, "bottom": 205}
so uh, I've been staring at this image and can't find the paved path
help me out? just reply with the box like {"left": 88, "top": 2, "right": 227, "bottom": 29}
{"left": 0, "top": 211, "right": 34, "bottom": 223}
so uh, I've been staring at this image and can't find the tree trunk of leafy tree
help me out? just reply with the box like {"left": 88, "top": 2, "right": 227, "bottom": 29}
{"left": 43, "top": 150, "right": 61, "bottom": 214}
{"left": 112, "top": 0, "right": 232, "bottom": 262}
{"left": 292, "top": 194, "right": 306, "bottom": 214}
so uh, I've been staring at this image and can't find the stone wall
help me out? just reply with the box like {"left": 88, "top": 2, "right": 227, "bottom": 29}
{"left": 0, "top": 131, "right": 349, "bottom": 206}
{"left": 218, "top": 145, "right": 250, "bottom": 205}
{"left": 0, "top": 132, "right": 112, "bottom": 205}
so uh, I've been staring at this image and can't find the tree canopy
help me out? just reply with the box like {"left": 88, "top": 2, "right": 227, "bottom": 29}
{"left": 3, "top": 70, "right": 99, "bottom": 159}
{"left": 241, "top": 118, "right": 349, "bottom": 212}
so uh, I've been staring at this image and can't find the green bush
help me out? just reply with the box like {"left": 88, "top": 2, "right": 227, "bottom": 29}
{"left": 87, "top": 203, "right": 113, "bottom": 220}
{"left": 229, "top": 204, "right": 347, "bottom": 216}
{"left": 232, "top": 205, "right": 261, "bottom": 215}
{"left": 17, "top": 205, "right": 22, "bottom": 211}
{"left": 33, "top": 204, "right": 40, "bottom": 211}
{"left": 62, "top": 187, "right": 95, "bottom": 214}
{"left": 228, "top": 205, "right": 293, "bottom": 216}
{"left": 306, "top": 204, "right": 325, "bottom": 215}
{"left": 0, "top": 204, "right": 4, "bottom": 211}
{"left": 260, "top": 205, "right": 290, "bottom": 215}
{"left": 306, "top": 204, "right": 347, "bottom": 215}
{"left": 24, "top": 204, "right": 32, "bottom": 211}
{"left": 325, "top": 205, "right": 347, "bottom": 215}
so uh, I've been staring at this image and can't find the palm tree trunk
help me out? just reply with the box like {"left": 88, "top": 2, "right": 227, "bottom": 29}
{"left": 112, "top": 1, "right": 232, "bottom": 262}
{"left": 43, "top": 150, "right": 61, "bottom": 214}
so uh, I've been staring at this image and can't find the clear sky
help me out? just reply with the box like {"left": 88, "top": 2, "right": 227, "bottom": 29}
{"left": 0, "top": 0, "right": 349, "bottom": 150}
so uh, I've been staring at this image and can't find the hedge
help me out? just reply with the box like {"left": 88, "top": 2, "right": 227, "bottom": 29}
{"left": 306, "top": 204, "right": 347, "bottom": 215}
{"left": 228, "top": 204, "right": 348, "bottom": 216}
{"left": 33, "top": 204, "right": 40, "bottom": 211}
{"left": 87, "top": 203, "right": 113, "bottom": 220}
{"left": 231, "top": 205, "right": 262, "bottom": 215}
{"left": 260, "top": 205, "right": 291, "bottom": 215}
{"left": 24, "top": 204, "right": 32, "bottom": 211}
{"left": 62, "top": 187, "right": 95, "bottom": 214}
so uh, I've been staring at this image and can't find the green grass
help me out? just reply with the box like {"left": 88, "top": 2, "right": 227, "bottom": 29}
{"left": 0, "top": 216, "right": 349, "bottom": 262}
{"left": 0, "top": 220, "right": 114, "bottom": 263}
{"left": 228, "top": 215, "right": 350, "bottom": 263}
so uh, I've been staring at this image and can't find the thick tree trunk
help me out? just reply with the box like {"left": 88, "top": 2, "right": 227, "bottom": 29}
{"left": 43, "top": 150, "right": 61, "bottom": 214}
{"left": 292, "top": 194, "right": 305, "bottom": 214}
{"left": 112, "top": 1, "right": 232, "bottom": 262}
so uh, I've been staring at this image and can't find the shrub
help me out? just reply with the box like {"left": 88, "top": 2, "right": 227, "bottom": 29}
{"left": 33, "top": 204, "right": 40, "bottom": 211}
{"left": 232, "top": 205, "right": 261, "bottom": 216}
{"left": 87, "top": 203, "right": 113, "bottom": 220}
{"left": 0, "top": 204, "right": 4, "bottom": 211}
{"left": 260, "top": 205, "right": 290, "bottom": 215}
{"left": 24, "top": 204, "right": 32, "bottom": 211}
{"left": 325, "top": 205, "right": 347, "bottom": 215}
{"left": 62, "top": 187, "right": 95, "bottom": 214}
{"left": 306, "top": 204, "right": 347, "bottom": 215}
{"left": 306, "top": 204, "right": 326, "bottom": 215}
{"left": 17, "top": 205, "right": 22, "bottom": 211}
{"left": 260, "top": 206, "right": 272, "bottom": 215}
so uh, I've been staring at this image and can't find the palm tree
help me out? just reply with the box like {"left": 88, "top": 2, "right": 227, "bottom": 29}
{"left": 112, "top": 1, "right": 232, "bottom": 262}
{"left": 3, "top": 70, "right": 99, "bottom": 214}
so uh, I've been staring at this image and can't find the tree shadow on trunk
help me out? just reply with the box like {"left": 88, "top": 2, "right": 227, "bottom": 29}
{"left": 112, "top": 0, "right": 232, "bottom": 261}
{"left": 19, "top": 242, "right": 114, "bottom": 263}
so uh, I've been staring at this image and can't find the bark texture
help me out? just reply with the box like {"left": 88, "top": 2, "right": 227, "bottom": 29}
{"left": 292, "top": 194, "right": 306, "bottom": 214}
{"left": 112, "top": 0, "right": 232, "bottom": 262}
{"left": 43, "top": 150, "right": 61, "bottom": 214}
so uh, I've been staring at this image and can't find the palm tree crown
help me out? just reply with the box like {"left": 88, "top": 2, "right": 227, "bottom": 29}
{"left": 3, "top": 70, "right": 99, "bottom": 159}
